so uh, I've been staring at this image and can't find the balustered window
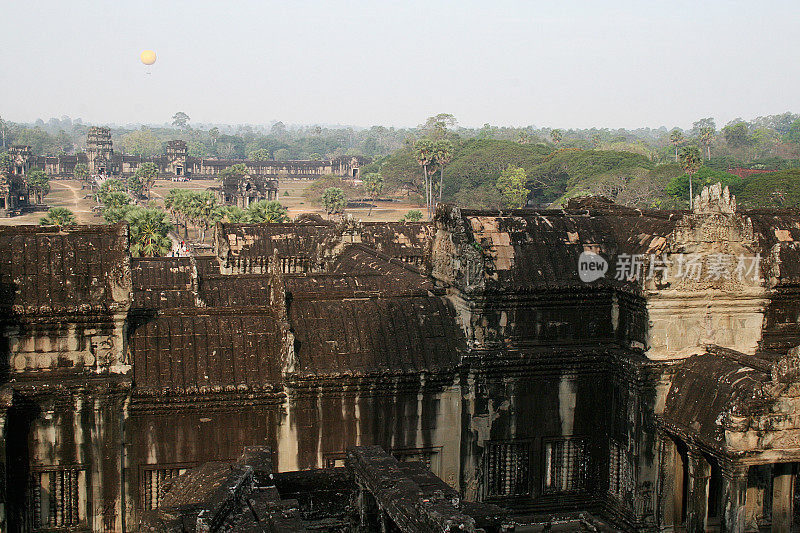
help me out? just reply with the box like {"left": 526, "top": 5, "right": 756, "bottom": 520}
{"left": 543, "top": 438, "right": 587, "bottom": 493}
{"left": 141, "top": 466, "right": 190, "bottom": 510}
{"left": 30, "top": 466, "right": 85, "bottom": 530}
{"left": 484, "top": 440, "right": 532, "bottom": 497}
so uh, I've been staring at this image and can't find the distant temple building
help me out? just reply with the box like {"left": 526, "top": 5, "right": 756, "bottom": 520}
{"left": 1, "top": 126, "right": 368, "bottom": 216}
{"left": 6, "top": 126, "right": 368, "bottom": 180}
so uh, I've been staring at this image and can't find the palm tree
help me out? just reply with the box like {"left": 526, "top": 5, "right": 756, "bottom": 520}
{"left": 699, "top": 127, "right": 714, "bottom": 161}
{"left": 362, "top": 173, "right": 384, "bottom": 216}
{"left": 679, "top": 146, "right": 702, "bottom": 209}
{"left": 433, "top": 139, "right": 454, "bottom": 202}
{"left": 127, "top": 208, "right": 173, "bottom": 257}
{"left": 246, "top": 200, "right": 290, "bottom": 223}
{"left": 414, "top": 139, "right": 435, "bottom": 218}
{"left": 39, "top": 207, "right": 76, "bottom": 227}
{"left": 669, "top": 129, "right": 684, "bottom": 162}
{"left": 550, "top": 129, "right": 563, "bottom": 145}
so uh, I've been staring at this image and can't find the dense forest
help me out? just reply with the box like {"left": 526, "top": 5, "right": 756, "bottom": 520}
{"left": 4, "top": 111, "right": 800, "bottom": 209}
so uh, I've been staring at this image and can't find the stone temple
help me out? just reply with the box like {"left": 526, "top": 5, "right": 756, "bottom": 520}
{"left": 3, "top": 185, "right": 800, "bottom": 532}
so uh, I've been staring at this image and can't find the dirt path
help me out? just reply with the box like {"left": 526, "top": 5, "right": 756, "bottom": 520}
{"left": 50, "top": 181, "right": 95, "bottom": 214}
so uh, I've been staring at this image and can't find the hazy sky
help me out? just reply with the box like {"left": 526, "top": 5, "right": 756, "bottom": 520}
{"left": 2, "top": 1, "right": 799, "bottom": 129}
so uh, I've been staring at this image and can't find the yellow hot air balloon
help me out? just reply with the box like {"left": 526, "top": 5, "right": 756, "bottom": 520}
{"left": 140, "top": 50, "right": 156, "bottom": 66}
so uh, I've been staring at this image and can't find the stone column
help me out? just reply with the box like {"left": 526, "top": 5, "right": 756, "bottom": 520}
{"left": 772, "top": 463, "right": 794, "bottom": 533}
{"left": 686, "top": 448, "right": 710, "bottom": 533}
{"left": 721, "top": 464, "right": 749, "bottom": 533}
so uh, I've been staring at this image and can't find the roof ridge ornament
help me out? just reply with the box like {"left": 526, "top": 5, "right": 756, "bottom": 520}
{"left": 693, "top": 182, "right": 736, "bottom": 214}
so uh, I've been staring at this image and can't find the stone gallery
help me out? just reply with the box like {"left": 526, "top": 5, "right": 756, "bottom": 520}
{"left": 3, "top": 185, "right": 800, "bottom": 531}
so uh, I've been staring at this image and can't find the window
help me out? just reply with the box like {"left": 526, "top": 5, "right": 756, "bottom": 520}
{"left": 484, "top": 440, "right": 532, "bottom": 497}
{"left": 543, "top": 438, "right": 587, "bottom": 493}
{"left": 392, "top": 447, "right": 442, "bottom": 476}
{"left": 609, "top": 440, "right": 633, "bottom": 501}
{"left": 141, "top": 466, "right": 190, "bottom": 510}
{"left": 30, "top": 466, "right": 85, "bottom": 530}
{"left": 323, "top": 452, "right": 347, "bottom": 469}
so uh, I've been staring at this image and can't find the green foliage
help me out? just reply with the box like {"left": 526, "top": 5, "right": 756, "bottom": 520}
{"left": 784, "top": 120, "right": 800, "bottom": 145}
{"left": 221, "top": 205, "right": 249, "bottom": 223}
{"left": 39, "top": 207, "right": 76, "bottom": 227}
{"left": 442, "top": 140, "right": 552, "bottom": 203}
{"left": 126, "top": 173, "right": 143, "bottom": 196}
{"left": 274, "top": 148, "right": 290, "bottom": 161}
{"left": 220, "top": 163, "right": 248, "bottom": 181}
{"left": 134, "top": 162, "right": 159, "bottom": 198}
{"left": 73, "top": 163, "right": 89, "bottom": 182}
{"left": 102, "top": 204, "right": 137, "bottom": 224}
{"left": 496, "top": 165, "right": 530, "bottom": 208}
{"left": 322, "top": 187, "right": 347, "bottom": 215}
{"left": 550, "top": 129, "right": 563, "bottom": 144}
{"left": 126, "top": 207, "right": 173, "bottom": 257}
{"left": 678, "top": 146, "right": 702, "bottom": 175}
{"left": 248, "top": 148, "right": 272, "bottom": 161}
{"left": 665, "top": 167, "right": 744, "bottom": 206}
{"left": 245, "top": 200, "right": 290, "bottom": 223}
{"left": 101, "top": 191, "right": 132, "bottom": 210}
{"left": 525, "top": 149, "right": 651, "bottom": 205}
{"left": 722, "top": 123, "right": 752, "bottom": 149}
{"left": 403, "top": 210, "right": 423, "bottom": 222}
{"left": 362, "top": 172, "right": 383, "bottom": 197}
{"left": 452, "top": 184, "right": 502, "bottom": 209}
{"left": 24, "top": 168, "right": 50, "bottom": 201}
{"left": 171, "top": 112, "right": 190, "bottom": 129}
{"left": 738, "top": 169, "right": 800, "bottom": 208}
{"left": 120, "top": 129, "right": 162, "bottom": 157}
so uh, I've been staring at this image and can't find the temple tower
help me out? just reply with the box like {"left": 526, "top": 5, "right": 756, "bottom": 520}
{"left": 165, "top": 140, "right": 188, "bottom": 177}
{"left": 86, "top": 127, "right": 113, "bottom": 176}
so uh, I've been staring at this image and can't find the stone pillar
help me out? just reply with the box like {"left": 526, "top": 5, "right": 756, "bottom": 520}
{"left": 686, "top": 448, "right": 710, "bottom": 533}
{"left": 0, "top": 389, "right": 10, "bottom": 533}
{"left": 721, "top": 464, "right": 749, "bottom": 533}
{"left": 772, "top": 463, "right": 794, "bottom": 533}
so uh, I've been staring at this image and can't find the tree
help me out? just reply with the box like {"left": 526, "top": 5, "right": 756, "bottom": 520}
{"left": 97, "top": 179, "right": 125, "bottom": 205}
{"left": 433, "top": 139, "right": 454, "bottom": 201}
{"left": 127, "top": 207, "right": 173, "bottom": 257}
{"left": 722, "top": 122, "right": 752, "bottom": 151}
{"left": 102, "top": 204, "right": 136, "bottom": 224}
{"left": 679, "top": 146, "right": 702, "bottom": 208}
{"left": 414, "top": 139, "right": 435, "bottom": 218}
{"left": 271, "top": 121, "right": 287, "bottom": 137}
{"left": 274, "top": 148, "right": 290, "bottom": 161}
{"left": 209, "top": 127, "right": 220, "bottom": 145}
{"left": 101, "top": 191, "right": 132, "bottom": 210}
{"left": 25, "top": 168, "right": 50, "bottom": 204}
{"left": 669, "top": 129, "right": 684, "bottom": 162}
{"left": 322, "top": 187, "right": 347, "bottom": 216}
{"left": 133, "top": 162, "right": 158, "bottom": 199}
{"left": 40, "top": 207, "right": 76, "bottom": 227}
{"left": 403, "top": 210, "right": 423, "bottom": 222}
{"left": 126, "top": 173, "right": 144, "bottom": 197}
{"left": 496, "top": 165, "right": 530, "bottom": 209}
{"left": 699, "top": 127, "right": 715, "bottom": 161}
{"left": 222, "top": 205, "right": 248, "bottom": 223}
{"left": 420, "top": 114, "right": 457, "bottom": 140}
{"left": 248, "top": 148, "right": 272, "bottom": 161}
{"left": 220, "top": 163, "right": 248, "bottom": 182}
{"left": 362, "top": 172, "right": 384, "bottom": 215}
{"left": 120, "top": 129, "right": 161, "bottom": 157}
{"left": 246, "top": 200, "right": 290, "bottom": 223}
{"left": 784, "top": 119, "right": 800, "bottom": 146}
{"left": 73, "top": 163, "right": 89, "bottom": 183}
{"left": 308, "top": 153, "right": 322, "bottom": 161}
{"left": 172, "top": 112, "right": 190, "bottom": 129}
{"left": 550, "top": 129, "right": 563, "bottom": 145}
